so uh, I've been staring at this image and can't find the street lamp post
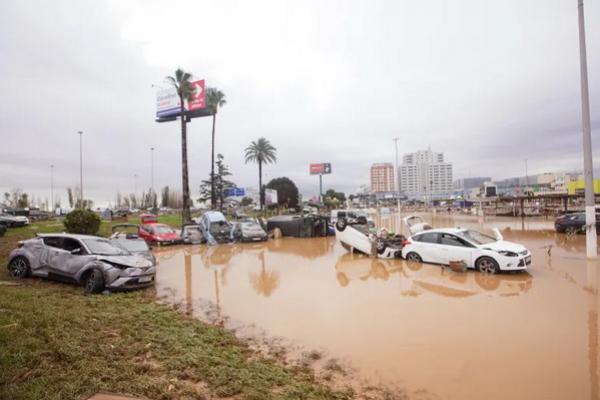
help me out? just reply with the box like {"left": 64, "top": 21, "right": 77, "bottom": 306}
{"left": 78, "top": 131, "right": 83, "bottom": 207}
{"left": 50, "top": 164, "right": 54, "bottom": 213}
{"left": 393, "top": 138, "right": 401, "bottom": 233}
{"left": 525, "top": 158, "right": 529, "bottom": 193}
{"left": 150, "top": 147, "right": 155, "bottom": 208}
{"left": 134, "top": 174, "right": 138, "bottom": 198}
{"left": 578, "top": 0, "right": 597, "bottom": 258}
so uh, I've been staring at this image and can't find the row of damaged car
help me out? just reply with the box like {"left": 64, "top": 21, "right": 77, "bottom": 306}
{"left": 335, "top": 214, "right": 532, "bottom": 275}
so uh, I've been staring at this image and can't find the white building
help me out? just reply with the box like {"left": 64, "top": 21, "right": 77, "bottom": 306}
{"left": 399, "top": 149, "right": 453, "bottom": 199}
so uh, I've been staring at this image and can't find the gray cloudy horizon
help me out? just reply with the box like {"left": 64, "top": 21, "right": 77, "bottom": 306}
{"left": 1, "top": 0, "right": 599, "bottom": 206}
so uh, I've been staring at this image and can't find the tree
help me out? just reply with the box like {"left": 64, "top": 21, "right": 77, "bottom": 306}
{"left": 64, "top": 209, "right": 101, "bottom": 235}
{"left": 17, "top": 192, "right": 29, "bottom": 208}
{"left": 266, "top": 177, "right": 299, "bottom": 209}
{"left": 166, "top": 68, "right": 196, "bottom": 223}
{"left": 240, "top": 197, "right": 253, "bottom": 206}
{"left": 199, "top": 154, "right": 235, "bottom": 212}
{"left": 206, "top": 87, "right": 227, "bottom": 210}
{"left": 161, "top": 186, "right": 170, "bottom": 208}
{"left": 244, "top": 138, "right": 277, "bottom": 210}
{"left": 325, "top": 188, "right": 346, "bottom": 204}
{"left": 67, "top": 187, "right": 74, "bottom": 208}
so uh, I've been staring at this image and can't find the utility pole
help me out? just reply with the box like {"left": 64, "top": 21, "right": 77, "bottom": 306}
{"left": 525, "top": 158, "right": 529, "bottom": 193}
{"left": 393, "top": 138, "right": 401, "bottom": 233}
{"left": 578, "top": 0, "right": 597, "bottom": 258}
{"left": 78, "top": 131, "right": 83, "bottom": 207}
{"left": 134, "top": 174, "right": 138, "bottom": 198}
{"left": 150, "top": 147, "right": 155, "bottom": 207}
{"left": 50, "top": 164, "right": 54, "bottom": 213}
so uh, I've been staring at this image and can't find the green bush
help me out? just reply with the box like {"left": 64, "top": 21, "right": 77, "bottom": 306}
{"left": 63, "top": 209, "right": 101, "bottom": 235}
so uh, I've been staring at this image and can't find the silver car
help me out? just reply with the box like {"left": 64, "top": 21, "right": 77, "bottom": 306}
{"left": 7, "top": 233, "right": 156, "bottom": 293}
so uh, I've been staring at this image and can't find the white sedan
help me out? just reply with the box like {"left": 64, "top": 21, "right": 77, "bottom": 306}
{"left": 401, "top": 228, "right": 531, "bottom": 274}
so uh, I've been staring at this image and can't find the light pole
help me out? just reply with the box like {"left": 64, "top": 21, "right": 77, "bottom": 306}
{"left": 134, "top": 174, "right": 138, "bottom": 198}
{"left": 393, "top": 138, "right": 401, "bottom": 233}
{"left": 150, "top": 147, "right": 155, "bottom": 208}
{"left": 78, "top": 131, "right": 83, "bottom": 207}
{"left": 50, "top": 164, "right": 54, "bottom": 213}
{"left": 525, "top": 158, "right": 529, "bottom": 193}
{"left": 578, "top": 0, "right": 597, "bottom": 258}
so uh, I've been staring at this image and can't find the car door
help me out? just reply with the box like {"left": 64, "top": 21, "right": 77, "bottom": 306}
{"left": 47, "top": 237, "right": 92, "bottom": 280}
{"left": 39, "top": 236, "right": 64, "bottom": 273}
{"left": 412, "top": 232, "right": 442, "bottom": 263}
{"left": 438, "top": 233, "right": 476, "bottom": 267}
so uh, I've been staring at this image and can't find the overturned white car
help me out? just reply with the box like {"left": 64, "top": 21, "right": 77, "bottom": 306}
{"left": 335, "top": 217, "right": 406, "bottom": 259}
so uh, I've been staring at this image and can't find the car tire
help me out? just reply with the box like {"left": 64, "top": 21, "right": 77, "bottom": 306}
{"left": 375, "top": 238, "right": 387, "bottom": 255}
{"left": 83, "top": 269, "right": 105, "bottom": 294}
{"left": 336, "top": 218, "right": 347, "bottom": 232}
{"left": 476, "top": 256, "right": 499, "bottom": 275}
{"left": 8, "top": 256, "right": 30, "bottom": 278}
{"left": 405, "top": 252, "right": 422, "bottom": 263}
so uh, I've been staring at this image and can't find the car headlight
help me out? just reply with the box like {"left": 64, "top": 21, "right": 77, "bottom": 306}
{"left": 497, "top": 250, "right": 518, "bottom": 257}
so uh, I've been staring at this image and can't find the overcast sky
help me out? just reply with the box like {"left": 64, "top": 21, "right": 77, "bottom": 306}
{"left": 1, "top": 0, "right": 599, "bottom": 206}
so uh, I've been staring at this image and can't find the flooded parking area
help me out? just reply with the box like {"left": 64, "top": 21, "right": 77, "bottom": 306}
{"left": 154, "top": 214, "right": 600, "bottom": 400}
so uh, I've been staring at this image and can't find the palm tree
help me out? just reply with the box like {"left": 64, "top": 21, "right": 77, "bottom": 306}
{"left": 244, "top": 138, "right": 277, "bottom": 210}
{"left": 206, "top": 87, "right": 227, "bottom": 210}
{"left": 166, "top": 68, "right": 195, "bottom": 223}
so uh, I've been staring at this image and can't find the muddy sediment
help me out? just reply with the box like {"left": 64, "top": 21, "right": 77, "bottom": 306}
{"left": 153, "top": 213, "right": 600, "bottom": 400}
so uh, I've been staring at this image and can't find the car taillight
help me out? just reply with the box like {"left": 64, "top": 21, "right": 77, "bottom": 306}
{"left": 17, "top": 241, "right": 24, "bottom": 248}
{"left": 402, "top": 239, "right": 411, "bottom": 246}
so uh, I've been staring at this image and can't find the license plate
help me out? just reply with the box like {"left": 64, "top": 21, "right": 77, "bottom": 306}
{"left": 138, "top": 276, "right": 153, "bottom": 283}
{"left": 525, "top": 256, "right": 531, "bottom": 265}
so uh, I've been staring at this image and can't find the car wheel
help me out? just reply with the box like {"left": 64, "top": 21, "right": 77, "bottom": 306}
{"left": 83, "top": 269, "right": 105, "bottom": 294}
{"left": 375, "top": 238, "right": 387, "bottom": 254}
{"left": 405, "top": 252, "right": 422, "bottom": 263}
{"left": 8, "top": 256, "right": 30, "bottom": 278}
{"left": 476, "top": 256, "right": 499, "bottom": 274}
{"left": 336, "top": 218, "right": 347, "bottom": 232}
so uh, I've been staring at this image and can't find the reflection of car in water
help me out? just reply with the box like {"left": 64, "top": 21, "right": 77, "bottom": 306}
{"left": 335, "top": 253, "right": 399, "bottom": 287}
{"left": 402, "top": 260, "right": 533, "bottom": 297}
{"left": 402, "top": 228, "right": 531, "bottom": 274}
{"left": 334, "top": 253, "right": 533, "bottom": 296}
{"left": 335, "top": 217, "right": 406, "bottom": 259}
{"left": 201, "top": 244, "right": 239, "bottom": 266}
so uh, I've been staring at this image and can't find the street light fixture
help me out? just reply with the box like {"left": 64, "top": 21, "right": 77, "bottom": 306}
{"left": 50, "top": 164, "right": 54, "bottom": 213}
{"left": 150, "top": 147, "right": 155, "bottom": 208}
{"left": 393, "top": 138, "right": 401, "bottom": 234}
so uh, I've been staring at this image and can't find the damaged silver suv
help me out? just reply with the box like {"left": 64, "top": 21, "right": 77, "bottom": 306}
{"left": 7, "top": 233, "right": 156, "bottom": 293}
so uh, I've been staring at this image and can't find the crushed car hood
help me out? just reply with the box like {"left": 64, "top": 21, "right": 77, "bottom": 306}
{"left": 480, "top": 240, "right": 528, "bottom": 253}
{"left": 97, "top": 255, "right": 153, "bottom": 268}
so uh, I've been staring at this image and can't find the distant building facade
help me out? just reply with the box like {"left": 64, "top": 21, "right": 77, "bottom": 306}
{"left": 453, "top": 177, "right": 491, "bottom": 191}
{"left": 399, "top": 149, "right": 453, "bottom": 199}
{"left": 370, "top": 163, "right": 395, "bottom": 193}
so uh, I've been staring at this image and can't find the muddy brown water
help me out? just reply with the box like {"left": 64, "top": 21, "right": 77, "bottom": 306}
{"left": 153, "top": 214, "right": 600, "bottom": 400}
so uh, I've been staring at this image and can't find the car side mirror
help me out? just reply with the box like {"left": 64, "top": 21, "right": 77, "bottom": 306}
{"left": 70, "top": 248, "right": 82, "bottom": 255}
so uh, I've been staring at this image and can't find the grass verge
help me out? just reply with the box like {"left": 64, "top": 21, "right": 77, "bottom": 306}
{"left": 0, "top": 224, "right": 352, "bottom": 400}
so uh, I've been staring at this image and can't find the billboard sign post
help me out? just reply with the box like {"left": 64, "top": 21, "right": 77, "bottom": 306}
{"left": 265, "top": 188, "right": 278, "bottom": 206}
{"left": 309, "top": 163, "right": 332, "bottom": 203}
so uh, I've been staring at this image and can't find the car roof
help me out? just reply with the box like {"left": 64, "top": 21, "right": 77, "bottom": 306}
{"left": 37, "top": 233, "right": 104, "bottom": 240}
{"left": 411, "top": 228, "right": 467, "bottom": 235}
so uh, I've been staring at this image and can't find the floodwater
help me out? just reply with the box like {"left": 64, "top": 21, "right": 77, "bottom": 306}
{"left": 153, "top": 213, "right": 600, "bottom": 400}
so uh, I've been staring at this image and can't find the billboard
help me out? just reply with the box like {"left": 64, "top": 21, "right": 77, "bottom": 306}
{"left": 265, "top": 188, "right": 278, "bottom": 205}
{"left": 310, "top": 163, "right": 332, "bottom": 175}
{"left": 155, "top": 79, "right": 205, "bottom": 118}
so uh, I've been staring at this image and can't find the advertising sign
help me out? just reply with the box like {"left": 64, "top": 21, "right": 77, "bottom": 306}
{"left": 156, "top": 79, "right": 205, "bottom": 118}
{"left": 265, "top": 189, "right": 278, "bottom": 205}
{"left": 310, "top": 163, "right": 332, "bottom": 175}
{"left": 187, "top": 79, "right": 205, "bottom": 110}
{"left": 156, "top": 87, "right": 181, "bottom": 118}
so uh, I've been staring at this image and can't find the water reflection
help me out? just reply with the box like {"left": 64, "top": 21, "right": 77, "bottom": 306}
{"left": 249, "top": 250, "right": 280, "bottom": 297}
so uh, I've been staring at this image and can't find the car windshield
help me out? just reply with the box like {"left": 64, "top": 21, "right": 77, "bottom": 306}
{"left": 83, "top": 238, "right": 131, "bottom": 256}
{"left": 114, "top": 239, "right": 149, "bottom": 252}
{"left": 242, "top": 222, "right": 259, "bottom": 229}
{"left": 154, "top": 225, "right": 174, "bottom": 234}
{"left": 457, "top": 229, "right": 497, "bottom": 245}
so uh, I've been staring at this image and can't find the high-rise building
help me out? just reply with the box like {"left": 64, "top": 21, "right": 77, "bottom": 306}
{"left": 399, "top": 149, "right": 453, "bottom": 198}
{"left": 370, "top": 163, "right": 395, "bottom": 193}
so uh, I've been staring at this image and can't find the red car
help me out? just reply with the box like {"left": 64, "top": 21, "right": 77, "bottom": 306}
{"left": 138, "top": 214, "right": 182, "bottom": 245}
